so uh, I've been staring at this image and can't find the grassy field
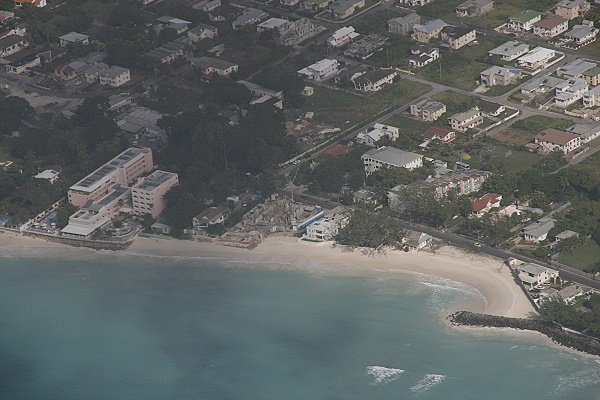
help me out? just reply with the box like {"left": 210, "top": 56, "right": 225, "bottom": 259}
{"left": 431, "top": 90, "right": 476, "bottom": 114}
{"left": 557, "top": 240, "right": 600, "bottom": 271}
{"left": 299, "top": 79, "right": 432, "bottom": 127}
{"left": 417, "top": 36, "right": 507, "bottom": 90}
{"left": 382, "top": 115, "right": 430, "bottom": 135}
{"left": 462, "top": 144, "right": 541, "bottom": 173}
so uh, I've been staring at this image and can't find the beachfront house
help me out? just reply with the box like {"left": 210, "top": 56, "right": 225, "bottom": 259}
{"left": 517, "top": 263, "right": 559, "bottom": 288}
{"left": 193, "top": 206, "right": 227, "bottom": 229}
{"left": 304, "top": 219, "right": 338, "bottom": 241}
{"left": 522, "top": 216, "right": 556, "bottom": 243}
{"left": 402, "top": 230, "right": 432, "bottom": 251}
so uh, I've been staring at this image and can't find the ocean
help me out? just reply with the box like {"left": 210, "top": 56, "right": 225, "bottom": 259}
{"left": 1, "top": 246, "right": 600, "bottom": 400}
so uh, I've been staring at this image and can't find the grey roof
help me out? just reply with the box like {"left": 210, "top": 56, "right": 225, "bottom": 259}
{"left": 100, "top": 66, "right": 129, "bottom": 79}
{"left": 190, "top": 56, "right": 237, "bottom": 71}
{"left": 521, "top": 75, "right": 565, "bottom": 92}
{"left": 523, "top": 216, "right": 556, "bottom": 238}
{"left": 518, "top": 262, "right": 558, "bottom": 276}
{"left": 441, "top": 25, "right": 475, "bottom": 38}
{"left": 413, "top": 98, "right": 445, "bottom": 113}
{"left": 558, "top": 59, "right": 596, "bottom": 77}
{"left": 233, "top": 8, "right": 267, "bottom": 27}
{"left": 565, "top": 123, "right": 600, "bottom": 139}
{"left": 413, "top": 19, "right": 446, "bottom": 34}
{"left": 0, "top": 34, "right": 26, "bottom": 49}
{"left": 362, "top": 146, "right": 422, "bottom": 167}
{"left": 352, "top": 68, "right": 395, "bottom": 84}
{"left": 188, "top": 23, "right": 217, "bottom": 34}
{"left": 133, "top": 170, "right": 177, "bottom": 191}
{"left": 566, "top": 25, "right": 597, "bottom": 40}
{"left": 555, "top": 230, "right": 579, "bottom": 240}
{"left": 59, "top": 31, "right": 89, "bottom": 43}
{"left": 456, "top": 0, "right": 493, "bottom": 10}
{"left": 84, "top": 62, "right": 108, "bottom": 75}
{"left": 475, "top": 99, "right": 503, "bottom": 114}
{"left": 488, "top": 40, "right": 529, "bottom": 57}
{"left": 449, "top": 108, "right": 480, "bottom": 122}
{"left": 389, "top": 13, "right": 420, "bottom": 25}
{"left": 481, "top": 65, "right": 521, "bottom": 76}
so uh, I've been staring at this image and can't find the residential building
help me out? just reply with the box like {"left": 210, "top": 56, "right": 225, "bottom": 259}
{"left": 554, "top": 77, "right": 588, "bottom": 107}
{"left": 362, "top": 146, "right": 423, "bottom": 176}
{"left": 455, "top": 0, "right": 493, "bottom": 17}
{"left": 488, "top": 40, "right": 529, "bottom": 61}
{"left": 582, "top": 65, "right": 600, "bottom": 85}
{"left": 208, "top": 4, "right": 243, "bottom": 21}
{"left": 533, "top": 128, "right": 581, "bottom": 153}
{"left": 564, "top": 24, "right": 598, "bottom": 44}
{"left": 108, "top": 93, "right": 135, "bottom": 111}
{"left": 389, "top": 170, "right": 490, "bottom": 206}
{"left": 156, "top": 15, "right": 192, "bottom": 34}
{"left": 83, "top": 62, "right": 108, "bottom": 83}
{"left": 131, "top": 170, "right": 179, "bottom": 218}
{"left": 388, "top": 13, "right": 420, "bottom": 35}
{"left": 281, "top": 0, "right": 300, "bottom": 6}
{"left": 480, "top": 65, "right": 522, "bottom": 86}
{"left": 554, "top": 284, "right": 590, "bottom": 304}
{"left": 297, "top": 58, "right": 339, "bottom": 81}
{"left": 14, "top": 0, "right": 46, "bottom": 7}
{"left": 343, "top": 34, "right": 389, "bottom": 59}
{"left": 533, "top": 16, "right": 568, "bottom": 38}
{"left": 0, "top": 34, "right": 27, "bottom": 58}
{"left": 334, "top": 64, "right": 367, "bottom": 83}
{"left": 440, "top": 25, "right": 476, "bottom": 49}
{"left": 322, "top": 206, "right": 350, "bottom": 228}
{"left": 352, "top": 68, "right": 396, "bottom": 92}
{"left": 402, "top": 230, "right": 432, "bottom": 251}
{"left": 556, "top": 58, "right": 596, "bottom": 78}
{"left": 304, "top": 220, "right": 338, "bottom": 241}
{"left": 411, "top": 98, "right": 446, "bottom": 121}
{"left": 238, "top": 80, "right": 283, "bottom": 100}
{"left": 193, "top": 206, "right": 227, "bottom": 228}
{"left": 59, "top": 32, "right": 89, "bottom": 47}
{"left": 583, "top": 85, "right": 600, "bottom": 106}
{"left": 398, "top": 0, "right": 432, "bottom": 6}
{"left": 35, "top": 169, "right": 60, "bottom": 184}
{"left": 553, "top": 229, "right": 580, "bottom": 245}
{"left": 187, "top": 23, "right": 218, "bottom": 41}
{"left": 68, "top": 147, "right": 153, "bottom": 207}
{"left": 328, "top": 0, "right": 365, "bottom": 19}
{"left": 448, "top": 108, "right": 483, "bottom": 132}
{"left": 517, "top": 263, "right": 559, "bottom": 287}
{"left": 146, "top": 41, "right": 186, "bottom": 64}
{"left": 0, "top": 10, "right": 15, "bottom": 21}
{"left": 408, "top": 44, "right": 439, "bottom": 67}
{"left": 5, "top": 53, "right": 40, "bottom": 74}
{"left": 300, "top": 0, "right": 333, "bottom": 12}
{"left": 256, "top": 17, "right": 288, "bottom": 32}
{"left": 54, "top": 60, "right": 89, "bottom": 80}
{"left": 411, "top": 19, "right": 447, "bottom": 42}
{"left": 565, "top": 123, "right": 600, "bottom": 143}
{"left": 555, "top": 0, "right": 590, "bottom": 20}
{"left": 327, "top": 26, "right": 360, "bottom": 48}
{"left": 472, "top": 193, "right": 502, "bottom": 216}
{"left": 231, "top": 8, "right": 268, "bottom": 30}
{"left": 99, "top": 66, "right": 131, "bottom": 87}
{"left": 475, "top": 99, "right": 505, "bottom": 116}
{"left": 117, "top": 106, "right": 165, "bottom": 142}
{"left": 521, "top": 75, "right": 565, "bottom": 96}
{"left": 356, "top": 123, "right": 399, "bottom": 146}
{"left": 423, "top": 126, "right": 456, "bottom": 142}
{"left": 189, "top": 56, "right": 239, "bottom": 77}
{"left": 507, "top": 10, "right": 542, "bottom": 31}
{"left": 517, "top": 47, "right": 556, "bottom": 70}
{"left": 275, "top": 18, "right": 322, "bottom": 46}
{"left": 353, "top": 189, "right": 378, "bottom": 204}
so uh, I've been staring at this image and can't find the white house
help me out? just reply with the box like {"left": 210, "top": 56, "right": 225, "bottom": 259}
{"left": 522, "top": 216, "right": 556, "bottom": 242}
{"left": 58, "top": 32, "right": 89, "bottom": 47}
{"left": 187, "top": 23, "right": 218, "bottom": 41}
{"left": 99, "top": 66, "right": 131, "bottom": 87}
{"left": 352, "top": 68, "right": 396, "bottom": 92}
{"left": 472, "top": 193, "right": 502, "bottom": 216}
{"left": 517, "top": 47, "right": 556, "bottom": 70}
{"left": 448, "top": 108, "right": 483, "bottom": 132}
{"left": 193, "top": 206, "right": 227, "bottom": 229}
{"left": 533, "top": 15, "right": 569, "bottom": 38}
{"left": 556, "top": 58, "right": 596, "bottom": 78}
{"left": 565, "top": 123, "right": 600, "bottom": 143}
{"left": 583, "top": 84, "right": 600, "bottom": 107}
{"left": 533, "top": 129, "right": 581, "bottom": 154}
{"left": 355, "top": 123, "right": 399, "bottom": 146}
{"left": 327, "top": 26, "right": 360, "bottom": 47}
{"left": 304, "top": 219, "right": 338, "bottom": 241}
{"left": 297, "top": 58, "right": 339, "bottom": 81}
{"left": 488, "top": 41, "right": 530, "bottom": 61}
{"left": 408, "top": 45, "right": 439, "bottom": 68}
{"left": 190, "top": 56, "right": 239, "bottom": 77}
{"left": 402, "top": 230, "right": 432, "bottom": 251}
{"left": 423, "top": 126, "right": 456, "bottom": 142}
{"left": 480, "top": 65, "right": 522, "bottom": 86}
{"left": 35, "top": 169, "right": 60, "bottom": 184}
{"left": 507, "top": 10, "right": 542, "bottom": 31}
{"left": 388, "top": 13, "right": 421, "bottom": 35}
{"left": 554, "top": 77, "right": 588, "bottom": 106}
{"left": 361, "top": 146, "right": 423, "bottom": 176}
{"left": 440, "top": 25, "right": 476, "bottom": 49}
{"left": 517, "top": 263, "right": 559, "bottom": 288}
{"left": 410, "top": 98, "right": 446, "bottom": 121}
{"left": 564, "top": 24, "right": 598, "bottom": 44}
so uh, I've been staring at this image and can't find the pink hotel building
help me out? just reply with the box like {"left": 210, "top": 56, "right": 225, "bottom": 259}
{"left": 131, "top": 170, "right": 179, "bottom": 217}
{"left": 68, "top": 147, "right": 154, "bottom": 207}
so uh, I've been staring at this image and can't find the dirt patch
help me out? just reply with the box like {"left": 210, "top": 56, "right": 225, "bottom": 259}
{"left": 493, "top": 128, "right": 536, "bottom": 147}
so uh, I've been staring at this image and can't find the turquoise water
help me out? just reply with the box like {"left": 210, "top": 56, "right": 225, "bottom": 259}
{"left": 1, "top": 247, "right": 600, "bottom": 399}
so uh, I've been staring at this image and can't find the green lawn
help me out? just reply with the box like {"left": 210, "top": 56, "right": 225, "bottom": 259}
{"left": 557, "top": 240, "right": 600, "bottom": 271}
{"left": 382, "top": 115, "right": 430, "bottom": 135}
{"left": 484, "top": 76, "right": 532, "bottom": 97}
{"left": 416, "top": 36, "right": 507, "bottom": 91}
{"left": 511, "top": 115, "right": 572, "bottom": 132}
{"left": 352, "top": 9, "right": 404, "bottom": 35}
{"left": 431, "top": 91, "right": 476, "bottom": 114}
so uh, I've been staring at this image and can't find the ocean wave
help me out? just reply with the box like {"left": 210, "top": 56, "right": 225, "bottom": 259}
{"left": 553, "top": 365, "right": 600, "bottom": 393}
{"left": 409, "top": 374, "right": 447, "bottom": 393}
{"left": 365, "top": 366, "right": 405, "bottom": 384}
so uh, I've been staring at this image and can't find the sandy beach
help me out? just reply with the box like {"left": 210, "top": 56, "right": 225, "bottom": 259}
{"left": 0, "top": 232, "right": 536, "bottom": 318}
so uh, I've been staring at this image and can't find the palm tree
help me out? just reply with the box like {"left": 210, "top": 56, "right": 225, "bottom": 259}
{"left": 559, "top": 175, "right": 570, "bottom": 193}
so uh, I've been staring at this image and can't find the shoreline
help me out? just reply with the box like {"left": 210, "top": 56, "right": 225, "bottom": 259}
{"left": 0, "top": 232, "right": 536, "bottom": 319}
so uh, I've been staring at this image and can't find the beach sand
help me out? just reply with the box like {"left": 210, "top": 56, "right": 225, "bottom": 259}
{"left": 0, "top": 232, "right": 536, "bottom": 319}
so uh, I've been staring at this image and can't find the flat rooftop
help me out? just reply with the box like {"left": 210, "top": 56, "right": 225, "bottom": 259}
{"left": 133, "top": 170, "right": 177, "bottom": 191}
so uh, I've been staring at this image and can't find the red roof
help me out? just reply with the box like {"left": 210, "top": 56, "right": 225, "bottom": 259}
{"left": 423, "top": 126, "right": 455, "bottom": 140}
{"left": 472, "top": 193, "right": 502, "bottom": 213}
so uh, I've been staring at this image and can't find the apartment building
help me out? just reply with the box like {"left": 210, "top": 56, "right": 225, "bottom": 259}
{"left": 131, "top": 170, "right": 179, "bottom": 218}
